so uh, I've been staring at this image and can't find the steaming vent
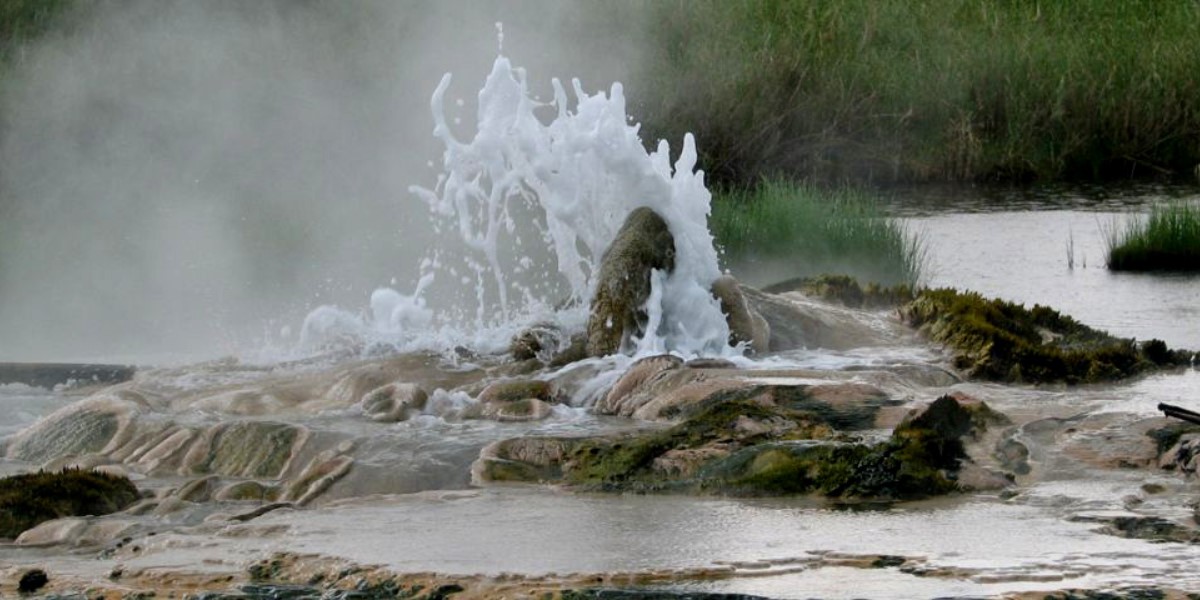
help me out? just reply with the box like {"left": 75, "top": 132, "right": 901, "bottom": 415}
{"left": 301, "top": 53, "right": 734, "bottom": 359}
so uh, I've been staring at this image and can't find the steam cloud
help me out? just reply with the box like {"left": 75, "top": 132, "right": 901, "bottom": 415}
{"left": 0, "top": 0, "right": 650, "bottom": 362}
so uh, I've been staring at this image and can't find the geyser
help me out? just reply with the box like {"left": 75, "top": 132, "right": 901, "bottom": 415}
{"left": 301, "top": 51, "right": 734, "bottom": 359}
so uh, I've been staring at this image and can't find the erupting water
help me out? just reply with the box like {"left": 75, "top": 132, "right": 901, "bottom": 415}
{"left": 300, "top": 52, "right": 732, "bottom": 358}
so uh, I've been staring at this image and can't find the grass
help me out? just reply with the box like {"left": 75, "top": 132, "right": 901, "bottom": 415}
{"left": 1106, "top": 201, "right": 1200, "bottom": 271}
{"left": 710, "top": 179, "right": 924, "bottom": 286}
{"left": 630, "top": 0, "right": 1200, "bottom": 186}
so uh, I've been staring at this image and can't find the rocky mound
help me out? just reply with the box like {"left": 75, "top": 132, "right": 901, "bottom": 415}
{"left": 0, "top": 468, "right": 139, "bottom": 539}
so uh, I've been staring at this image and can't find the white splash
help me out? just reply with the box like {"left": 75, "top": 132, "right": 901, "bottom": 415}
{"left": 300, "top": 53, "right": 732, "bottom": 358}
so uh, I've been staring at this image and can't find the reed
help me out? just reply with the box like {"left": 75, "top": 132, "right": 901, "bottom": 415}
{"left": 710, "top": 179, "right": 924, "bottom": 286}
{"left": 1106, "top": 202, "right": 1200, "bottom": 271}
{"left": 630, "top": 0, "right": 1200, "bottom": 186}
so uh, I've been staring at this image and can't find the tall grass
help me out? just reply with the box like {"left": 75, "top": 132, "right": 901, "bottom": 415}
{"left": 1106, "top": 202, "right": 1200, "bottom": 271}
{"left": 710, "top": 179, "right": 924, "bottom": 286}
{"left": 631, "top": 0, "right": 1200, "bottom": 186}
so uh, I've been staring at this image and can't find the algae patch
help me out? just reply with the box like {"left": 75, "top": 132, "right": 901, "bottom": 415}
{"left": 902, "top": 288, "right": 1192, "bottom": 384}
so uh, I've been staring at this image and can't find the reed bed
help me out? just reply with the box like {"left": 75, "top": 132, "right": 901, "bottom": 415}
{"left": 630, "top": 0, "right": 1200, "bottom": 186}
{"left": 710, "top": 179, "right": 924, "bottom": 286}
{"left": 1106, "top": 202, "right": 1200, "bottom": 271}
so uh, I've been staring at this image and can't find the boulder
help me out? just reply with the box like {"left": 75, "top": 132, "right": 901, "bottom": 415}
{"left": 471, "top": 437, "right": 576, "bottom": 484}
{"left": 509, "top": 322, "right": 566, "bottom": 362}
{"left": 711, "top": 275, "right": 770, "bottom": 354}
{"left": 595, "top": 354, "right": 684, "bottom": 416}
{"left": 361, "top": 382, "right": 428, "bottom": 422}
{"left": 465, "top": 379, "right": 558, "bottom": 422}
{"left": 586, "top": 207, "right": 676, "bottom": 356}
{"left": 0, "top": 469, "right": 140, "bottom": 539}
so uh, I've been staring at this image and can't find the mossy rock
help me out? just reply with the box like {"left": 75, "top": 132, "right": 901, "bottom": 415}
{"left": 586, "top": 207, "right": 677, "bottom": 356}
{"left": 562, "top": 393, "right": 996, "bottom": 501}
{"left": 0, "top": 468, "right": 139, "bottom": 538}
{"left": 902, "top": 288, "right": 1192, "bottom": 384}
{"left": 565, "top": 398, "right": 827, "bottom": 491}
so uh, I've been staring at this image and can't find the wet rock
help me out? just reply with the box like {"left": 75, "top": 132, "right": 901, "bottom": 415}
{"left": 464, "top": 379, "right": 559, "bottom": 422}
{"left": 17, "top": 568, "right": 48, "bottom": 593}
{"left": 901, "top": 288, "right": 1191, "bottom": 383}
{"left": 281, "top": 445, "right": 355, "bottom": 506}
{"left": 1074, "top": 514, "right": 1200, "bottom": 544}
{"left": 325, "top": 363, "right": 412, "bottom": 408}
{"left": 596, "top": 355, "right": 684, "bottom": 416}
{"left": 5, "top": 394, "right": 141, "bottom": 464}
{"left": 0, "top": 469, "right": 139, "bottom": 539}
{"left": 182, "top": 421, "right": 306, "bottom": 479}
{"left": 510, "top": 322, "right": 566, "bottom": 362}
{"left": 684, "top": 357, "right": 738, "bottom": 369}
{"left": 1159, "top": 433, "right": 1200, "bottom": 473}
{"left": 176, "top": 475, "right": 220, "bottom": 502}
{"left": 472, "top": 438, "right": 576, "bottom": 484}
{"left": 586, "top": 207, "right": 676, "bottom": 357}
{"left": 710, "top": 275, "right": 770, "bottom": 354}
{"left": 739, "top": 286, "right": 897, "bottom": 351}
{"left": 16, "top": 515, "right": 136, "bottom": 547}
{"left": 214, "top": 480, "right": 279, "bottom": 503}
{"left": 360, "top": 382, "right": 428, "bottom": 423}
{"left": 475, "top": 379, "right": 556, "bottom": 405}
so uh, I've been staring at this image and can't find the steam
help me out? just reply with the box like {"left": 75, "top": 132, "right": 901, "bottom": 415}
{"left": 0, "top": 1, "right": 650, "bottom": 362}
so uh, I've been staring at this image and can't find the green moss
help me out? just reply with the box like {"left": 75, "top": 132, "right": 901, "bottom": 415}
{"left": 565, "top": 397, "right": 823, "bottom": 489}
{"left": 562, "top": 393, "right": 984, "bottom": 501}
{"left": 902, "top": 288, "right": 1191, "bottom": 384}
{"left": 0, "top": 468, "right": 139, "bottom": 538}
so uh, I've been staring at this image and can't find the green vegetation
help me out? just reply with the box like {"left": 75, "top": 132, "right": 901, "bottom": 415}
{"left": 633, "top": 0, "right": 1200, "bottom": 186}
{"left": 1106, "top": 202, "right": 1200, "bottom": 271}
{"left": 0, "top": 468, "right": 139, "bottom": 538}
{"left": 0, "top": 0, "right": 75, "bottom": 65}
{"left": 901, "top": 288, "right": 1191, "bottom": 384}
{"left": 710, "top": 180, "right": 924, "bottom": 285}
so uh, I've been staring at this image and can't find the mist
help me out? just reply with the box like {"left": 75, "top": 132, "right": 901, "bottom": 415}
{"left": 0, "top": 0, "right": 652, "bottom": 362}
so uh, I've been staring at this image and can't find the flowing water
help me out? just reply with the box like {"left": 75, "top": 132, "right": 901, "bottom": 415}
{"left": 3, "top": 53, "right": 1200, "bottom": 599}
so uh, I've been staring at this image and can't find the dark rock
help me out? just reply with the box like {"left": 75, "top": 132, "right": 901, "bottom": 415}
{"left": 0, "top": 469, "right": 139, "bottom": 539}
{"left": 586, "top": 207, "right": 676, "bottom": 357}
{"left": 426, "top": 583, "right": 465, "bottom": 599}
{"left": 18, "top": 568, "right": 49, "bottom": 593}
{"left": 0, "top": 362, "right": 135, "bottom": 389}
{"left": 1082, "top": 515, "right": 1200, "bottom": 544}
